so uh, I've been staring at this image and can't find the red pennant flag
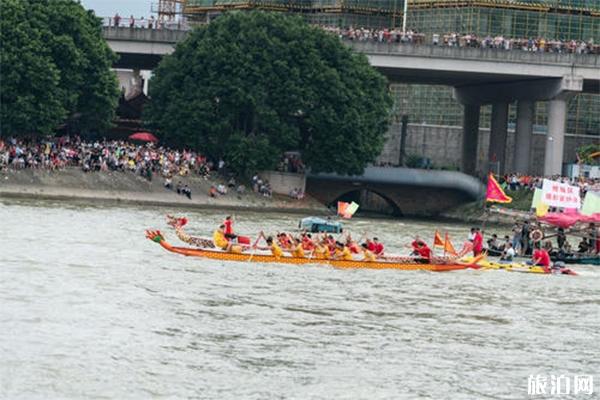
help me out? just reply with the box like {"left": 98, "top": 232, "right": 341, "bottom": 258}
{"left": 486, "top": 173, "right": 512, "bottom": 204}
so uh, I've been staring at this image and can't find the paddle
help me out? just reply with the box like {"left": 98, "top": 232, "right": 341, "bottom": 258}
{"left": 247, "top": 231, "right": 265, "bottom": 262}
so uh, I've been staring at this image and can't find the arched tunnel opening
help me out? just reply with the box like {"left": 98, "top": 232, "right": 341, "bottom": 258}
{"left": 332, "top": 189, "right": 402, "bottom": 217}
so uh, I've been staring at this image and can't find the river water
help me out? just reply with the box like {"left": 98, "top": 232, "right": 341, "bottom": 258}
{"left": 1, "top": 199, "right": 598, "bottom": 399}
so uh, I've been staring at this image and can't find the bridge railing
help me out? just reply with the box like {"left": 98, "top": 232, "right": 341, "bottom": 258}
{"left": 101, "top": 23, "right": 600, "bottom": 69}
{"left": 347, "top": 41, "right": 600, "bottom": 67}
{"left": 102, "top": 26, "right": 190, "bottom": 43}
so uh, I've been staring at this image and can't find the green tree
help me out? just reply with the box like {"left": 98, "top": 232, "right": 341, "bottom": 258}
{"left": 0, "top": 0, "right": 119, "bottom": 137}
{"left": 145, "top": 11, "right": 392, "bottom": 175}
{"left": 577, "top": 143, "right": 600, "bottom": 164}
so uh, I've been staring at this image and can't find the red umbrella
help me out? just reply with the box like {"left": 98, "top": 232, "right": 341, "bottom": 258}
{"left": 129, "top": 132, "right": 158, "bottom": 143}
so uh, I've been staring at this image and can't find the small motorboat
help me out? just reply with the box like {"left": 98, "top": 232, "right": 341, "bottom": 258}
{"left": 299, "top": 216, "right": 343, "bottom": 234}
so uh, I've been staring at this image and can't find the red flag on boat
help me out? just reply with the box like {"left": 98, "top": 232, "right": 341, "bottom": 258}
{"left": 485, "top": 173, "right": 512, "bottom": 204}
{"left": 433, "top": 230, "right": 444, "bottom": 248}
{"left": 444, "top": 233, "right": 458, "bottom": 256}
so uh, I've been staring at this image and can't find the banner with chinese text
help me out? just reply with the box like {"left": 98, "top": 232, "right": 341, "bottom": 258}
{"left": 541, "top": 179, "right": 581, "bottom": 209}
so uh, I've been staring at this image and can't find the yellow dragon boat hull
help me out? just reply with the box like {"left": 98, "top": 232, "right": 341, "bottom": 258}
{"left": 146, "top": 230, "right": 476, "bottom": 272}
{"left": 462, "top": 256, "right": 577, "bottom": 275}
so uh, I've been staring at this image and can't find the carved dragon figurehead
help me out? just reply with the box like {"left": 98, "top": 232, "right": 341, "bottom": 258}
{"left": 166, "top": 215, "right": 188, "bottom": 228}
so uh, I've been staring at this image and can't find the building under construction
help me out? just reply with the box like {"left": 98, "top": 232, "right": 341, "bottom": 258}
{"left": 166, "top": 0, "right": 600, "bottom": 171}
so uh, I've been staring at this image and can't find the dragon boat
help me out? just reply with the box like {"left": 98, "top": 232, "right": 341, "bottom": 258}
{"left": 145, "top": 229, "right": 480, "bottom": 272}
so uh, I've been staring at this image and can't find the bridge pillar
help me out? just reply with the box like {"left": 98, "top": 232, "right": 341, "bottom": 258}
{"left": 513, "top": 100, "right": 535, "bottom": 174}
{"left": 461, "top": 104, "right": 480, "bottom": 176}
{"left": 488, "top": 102, "right": 509, "bottom": 174}
{"left": 544, "top": 97, "right": 569, "bottom": 176}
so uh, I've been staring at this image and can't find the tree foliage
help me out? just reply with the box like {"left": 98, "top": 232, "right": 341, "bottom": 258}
{"left": 145, "top": 11, "right": 393, "bottom": 175}
{"left": 577, "top": 143, "right": 600, "bottom": 164}
{"left": 0, "top": 0, "right": 119, "bottom": 137}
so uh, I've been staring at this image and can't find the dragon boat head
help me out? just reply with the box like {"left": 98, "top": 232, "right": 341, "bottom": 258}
{"left": 166, "top": 215, "right": 188, "bottom": 228}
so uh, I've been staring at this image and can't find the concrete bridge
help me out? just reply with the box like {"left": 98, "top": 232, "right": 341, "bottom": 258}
{"left": 102, "top": 26, "right": 600, "bottom": 177}
{"left": 306, "top": 167, "right": 484, "bottom": 217}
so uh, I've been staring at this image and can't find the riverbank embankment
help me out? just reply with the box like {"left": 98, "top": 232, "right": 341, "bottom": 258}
{"left": 0, "top": 169, "right": 328, "bottom": 214}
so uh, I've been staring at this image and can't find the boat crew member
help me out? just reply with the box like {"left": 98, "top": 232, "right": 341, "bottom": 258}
{"left": 266, "top": 236, "right": 283, "bottom": 259}
{"left": 301, "top": 233, "right": 315, "bottom": 251}
{"left": 472, "top": 228, "right": 483, "bottom": 256}
{"left": 223, "top": 215, "right": 236, "bottom": 240}
{"left": 531, "top": 242, "right": 551, "bottom": 273}
{"left": 373, "top": 237, "right": 384, "bottom": 256}
{"left": 213, "top": 225, "right": 232, "bottom": 252}
{"left": 417, "top": 241, "right": 432, "bottom": 263}
{"left": 291, "top": 239, "right": 305, "bottom": 258}
{"left": 345, "top": 235, "right": 360, "bottom": 254}
{"left": 361, "top": 243, "right": 376, "bottom": 262}
{"left": 278, "top": 233, "right": 292, "bottom": 249}
{"left": 366, "top": 238, "right": 377, "bottom": 253}
{"left": 411, "top": 240, "right": 431, "bottom": 263}
{"left": 314, "top": 242, "right": 330, "bottom": 259}
{"left": 334, "top": 242, "right": 353, "bottom": 261}
{"left": 410, "top": 237, "right": 422, "bottom": 254}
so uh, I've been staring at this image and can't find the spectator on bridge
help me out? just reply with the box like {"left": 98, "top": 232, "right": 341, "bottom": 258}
{"left": 129, "top": 15, "right": 135, "bottom": 28}
{"left": 148, "top": 16, "right": 155, "bottom": 29}
{"left": 113, "top": 13, "right": 121, "bottom": 27}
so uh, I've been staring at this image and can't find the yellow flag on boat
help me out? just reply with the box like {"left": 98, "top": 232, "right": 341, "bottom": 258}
{"left": 531, "top": 188, "right": 542, "bottom": 209}
{"left": 532, "top": 188, "right": 549, "bottom": 217}
{"left": 337, "top": 201, "right": 359, "bottom": 219}
{"left": 536, "top": 202, "right": 549, "bottom": 217}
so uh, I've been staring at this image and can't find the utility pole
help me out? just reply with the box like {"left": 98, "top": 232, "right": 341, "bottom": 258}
{"left": 402, "top": 0, "right": 408, "bottom": 33}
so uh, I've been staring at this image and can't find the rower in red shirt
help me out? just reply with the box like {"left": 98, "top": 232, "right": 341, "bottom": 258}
{"left": 472, "top": 228, "right": 483, "bottom": 256}
{"left": 410, "top": 238, "right": 431, "bottom": 263}
{"left": 373, "top": 237, "right": 384, "bottom": 256}
{"left": 411, "top": 236, "right": 422, "bottom": 254}
{"left": 416, "top": 242, "right": 431, "bottom": 263}
{"left": 532, "top": 242, "right": 551, "bottom": 273}
{"left": 223, "top": 215, "right": 235, "bottom": 238}
{"left": 366, "top": 238, "right": 377, "bottom": 253}
{"left": 301, "top": 233, "right": 315, "bottom": 251}
{"left": 345, "top": 235, "right": 360, "bottom": 254}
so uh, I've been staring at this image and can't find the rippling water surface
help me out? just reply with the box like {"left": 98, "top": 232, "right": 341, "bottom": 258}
{"left": 1, "top": 199, "right": 599, "bottom": 399}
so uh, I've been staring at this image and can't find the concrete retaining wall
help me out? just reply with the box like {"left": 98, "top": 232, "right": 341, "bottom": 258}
{"left": 260, "top": 171, "right": 306, "bottom": 195}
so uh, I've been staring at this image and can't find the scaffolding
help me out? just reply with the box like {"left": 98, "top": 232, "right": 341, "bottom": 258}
{"left": 155, "top": 0, "right": 185, "bottom": 21}
{"left": 180, "top": 0, "right": 600, "bottom": 136}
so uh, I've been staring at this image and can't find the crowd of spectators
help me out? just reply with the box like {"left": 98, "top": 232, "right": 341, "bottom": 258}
{"left": 105, "top": 12, "right": 599, "bottom": 55}
{"left": 0, "top": 136, "right": 213, "bottom": 182}
{"left": 277, "top": 153, "right": 305, "bottom": 174}
{"left": 251, "top": 174, "right": 273, "bottom": 197}
{"left": 324, "top": 26, "right": 599, "bottom": 54}
{"left": 499, "top": 173, "right": 600, "bottom": 198}
{"left": 289, "top": 187, "right": 305, "bottom": 200}
{"left": 1, "top": 137, "right": 317, "bottom": 202}
{"left": 106, "top": 13, "right": 186, "bottom": 30}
